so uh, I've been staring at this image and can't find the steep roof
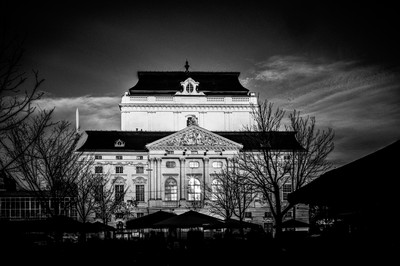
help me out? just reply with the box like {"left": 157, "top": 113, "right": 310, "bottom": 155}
{"left": 129, "top": 71, "right": 249, "bottom": 96}
{"left": 288, "top": 140, "right": 400, "bottom": 212}
{"left": 77, "top": 130, "right": 304, "bottom": 152}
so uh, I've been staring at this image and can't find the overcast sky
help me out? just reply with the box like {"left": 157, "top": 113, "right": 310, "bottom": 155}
{"left": 3, "top": 0, "right": 400, "bottom": 166}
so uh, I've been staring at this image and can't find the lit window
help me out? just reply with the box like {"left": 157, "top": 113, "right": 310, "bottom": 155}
{"left": 166, "top": 161, "right": 176, "bottom": 168}
{"left": 95, "top": 155, "right": 102, "bottom": 160}
{"left": 189, "top": 161, "right": 199, "bottom": 168}
{"left": 212, "top": 161, "right": 223, "bottom": 168}
{"left": 165, "top": 178, "right": 177, "bottom": 201}
{"left": 94, "top": 166, "right": 103, "bottom": 173}
{"left": 136, "top": 166, "right": 144, "bottom": 173}
{"left": 116, "top": 166, "right": 123, "bottom": 174}
{"left": 188, "top": 178, "right": 201, "bottom": 201}
{"left": 211, "top": 179, "right": 222, "bottom": 201}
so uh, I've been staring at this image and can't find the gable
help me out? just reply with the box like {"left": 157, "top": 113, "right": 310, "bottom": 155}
{"left": 146, "top": 125, "right": 243, "bottom": 151}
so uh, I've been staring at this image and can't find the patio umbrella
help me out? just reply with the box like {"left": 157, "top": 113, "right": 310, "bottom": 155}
{"left": 84, "top": 221, "right": 116, "bottom": 232}
{"left": 126, "top": 210, "right": 177, "bottom": 229}
{"left": 153, "top": 210, "right": 224, "bottom": 229}
{"left": 223, "top": 218, "right": 262, "bottom": 229}
{"left": 279, "top": 219, "right": 309, "bottom": 228}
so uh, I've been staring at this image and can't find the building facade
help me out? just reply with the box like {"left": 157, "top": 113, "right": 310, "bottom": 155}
{"left": 76, "top": 65, "right": 307, "bottom": 231}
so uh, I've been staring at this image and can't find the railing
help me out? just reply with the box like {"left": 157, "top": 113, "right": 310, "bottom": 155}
{"left": 232, "top": 97, "right": 249, "bottom": 102}
{"left": 130, "top": 96, "right": 148, "bottom": 101}
{"left": 207, "top": 97, "right": 224, "bottom": 102}
{"left": 156, "top": 97, "right": 174, "bottom": 101}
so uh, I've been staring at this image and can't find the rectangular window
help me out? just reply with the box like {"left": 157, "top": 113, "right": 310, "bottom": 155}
{"left": 191, "top": 151, "right": 198, "bottom": 154}
{"left": 136, "top": 156, "right": 143, "bottom": 160}
{"left": 116, "top": 155, "right": 123, "bottom": 160}
{"left": 136, "top": 166, "right": 144, "bottom": 174}
{"left": 136, "top": 185, "right": 145, "bottom": 202}
{"left": 115, "top": 185, "right": 124, "bottom": 202}
{"left": 245, "top": 212, "right": 252, "bottom": 219}
{"left": 264, "top": 212, "right": 272, "bottom": 218}
{"left": 137, "top": 213, "right": 144, "bottom": 218}
{"left": 116, "top": 166, "right": 124, "bottom": 173}
{"left": 166, "top": 150, "right": 174, "bottom": 155}
{"left": 94, "top": 166, "right": 103, "bottom": 174}
{"left": 283, "top": 184, "right": 292, "bottom": 201}
{"left": 95, "top": 155, "right": 102, "bottom": 160}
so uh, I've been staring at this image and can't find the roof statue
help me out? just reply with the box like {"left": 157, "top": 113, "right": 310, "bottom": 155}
{"left": 184, "top": 59, "right": 190, "bottom": 73}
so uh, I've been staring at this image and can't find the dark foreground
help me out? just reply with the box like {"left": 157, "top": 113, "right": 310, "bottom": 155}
{"left": 2, "top": 233, "right": 397, "bottom": 265}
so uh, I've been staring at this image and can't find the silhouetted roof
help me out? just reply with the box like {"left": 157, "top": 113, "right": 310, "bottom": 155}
{"left": 288, "top": 140, "right": 400, "bottom": 212}
{"left": 129, "top": 71, "right": 249, "bottom": 96}
{"left": 77, "top": 130, "right": 304, "bottom": 152}
{"left": 126, "top": 210, "right": 177, "bottom": 229}
{"left": 153, "top": 210, "right": 224, "bottom": 228}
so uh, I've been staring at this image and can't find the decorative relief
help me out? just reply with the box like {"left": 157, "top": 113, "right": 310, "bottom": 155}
{"left": 146, "top": 125, "right": 243, "bottom": 151}
{"left": 166, "top": 130, "right": 223, "bottom": 146}
{"left": 132, "top": 176, "right": 147, "bottom": 184}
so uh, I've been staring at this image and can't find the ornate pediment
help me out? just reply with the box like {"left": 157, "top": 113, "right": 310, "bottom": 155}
{"left": 146, "top": 125, "right": 243, "bottom": 151}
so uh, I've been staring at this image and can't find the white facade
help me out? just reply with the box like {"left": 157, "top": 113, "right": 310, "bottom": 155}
{"left": 119, "top": 78, "right": 258, "bottom": 131}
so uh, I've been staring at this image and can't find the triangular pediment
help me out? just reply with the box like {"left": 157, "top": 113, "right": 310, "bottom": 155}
{"left": 146, "top": 125, "right": 243, "bottom": 151}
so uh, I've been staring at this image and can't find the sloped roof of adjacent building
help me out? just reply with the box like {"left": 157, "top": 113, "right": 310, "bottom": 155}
{"left": 77, "top": 130, "right": 304, "bottom": 152}
{"left": 129, "top": 71, "right": 249, "bottom": 96}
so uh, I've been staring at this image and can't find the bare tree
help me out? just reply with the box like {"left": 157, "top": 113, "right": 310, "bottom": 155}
{"left": 286, "top": 110, "right": 335, "bottom": 191}
{"left": 5, "top": 120, "right": 84, "bottom": 218}
{"left": 92, "top": 173, "right": 128, "bottom": 226}
{"left": 74, "top": 164, "right": 97, "bottom": 224}
{"left": 0, "top": 36, "right": 52, "bottom": 173}
{"left": 237, "top": 100, "right": 334, "bottom": 238}
{"left": 206, "top": 160, "right": 256, "bottom": 238}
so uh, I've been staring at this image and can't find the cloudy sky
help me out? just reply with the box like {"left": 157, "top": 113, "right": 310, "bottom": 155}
{"left": 3, "top": 1, "right": 399, "bottom": 166}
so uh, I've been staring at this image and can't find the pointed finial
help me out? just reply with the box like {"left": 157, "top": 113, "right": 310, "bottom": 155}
{"left": 184, "top": 60, "right": 190, "bottom": 73}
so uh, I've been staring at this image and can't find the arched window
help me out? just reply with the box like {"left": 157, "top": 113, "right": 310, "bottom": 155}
{"left": 212, "top": 161, "right": 223, "bottom": 168}
{"left": 211, "top": 179, "right": 222, "bottom": 201}
{"left": 165, "top": 178, "right": 177, "bottom": 201}
{"left": 188, "top": 178, "right": 201, "bottom": 201}
{"left": 186, "top": 83, "right": 194, "bottom": 93}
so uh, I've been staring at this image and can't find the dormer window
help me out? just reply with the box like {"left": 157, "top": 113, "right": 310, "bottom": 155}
{"left": 115, "top": 139, "right": 125, "bottom": 147}
{"left": 178, "top": 78, "right": 202, "bottom": 95}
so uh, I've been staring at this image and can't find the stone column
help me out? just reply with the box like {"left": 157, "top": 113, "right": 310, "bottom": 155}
{"left": 156, "top": 158, "right": 162, "bottom": 200}
{"left": 179, "top": 157, "right": 186, "bottom": 200}
{"left": 148, "top": 158, "right": 153, "bottom": 200}
{"left": 203, "top": 157, "right": 209, "bottom": 200}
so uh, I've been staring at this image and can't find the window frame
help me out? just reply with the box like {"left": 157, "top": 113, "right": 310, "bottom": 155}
{"left": 166, "top": 161, "right": 176, "bottom": 168}
{"left": 165, "top": 178, "right": 178, "bottom": 201}
{"left": 189, "top": 161, "right": 200, "bottom": 168}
